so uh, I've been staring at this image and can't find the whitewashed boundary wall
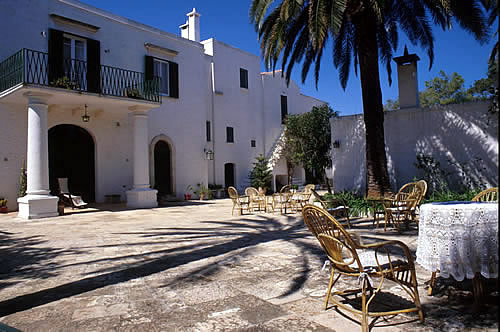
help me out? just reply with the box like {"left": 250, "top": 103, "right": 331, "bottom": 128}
{"left": 331, "top": 101, "right": 498, "bottom": 193}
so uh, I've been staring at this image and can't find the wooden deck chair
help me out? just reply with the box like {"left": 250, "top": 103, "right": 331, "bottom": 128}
{"left": 310, "top": 189, "right": 350, "bottom": 228}
{"left": 57, "top": 178, "right": 88, "bottom": 209}
{"left": 302, "top": 205, "right": 424, "bottom": 332}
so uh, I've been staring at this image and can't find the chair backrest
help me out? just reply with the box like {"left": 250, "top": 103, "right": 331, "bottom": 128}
{"left": 310, "top": 189, "right": 328, "bottom": 209}
{"left": 415, "top": 180, "right": 428, "bottom": 204}
{"left": 58, "top": 178, "right": 70, "bottom": 194}
{"left": 280, "top": 184, "right": 291, "bottom": 193}
{"left": 302, "top": 204, "right": 360, "bottom": 272}
{"left": 227, "top": 186, "right": 239, "bottom": 199}
{"left": 472, "top": 187, "right": 498, "bottom": 202}
{"left": 303, "top": 184, "right": 314, "bottom": 193}
{"left": 245, "top": 187, "right": 260, "bottom": 197}
{"left": 395, "top": 182, "right": 422, "bottom": 209}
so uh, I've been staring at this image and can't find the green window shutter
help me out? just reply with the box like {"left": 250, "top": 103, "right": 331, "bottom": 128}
{"left": 86, "top": 38, "right": 100, "bottom": 93}
{"left": 48, "top": 29, "right": 64, "bottom": 84}
{"left": 168, "top": 60, "right": 179, "bottom": 98}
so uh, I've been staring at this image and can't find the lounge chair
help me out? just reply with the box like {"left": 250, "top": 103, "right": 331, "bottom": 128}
{"left": 57, "top": 178, "right": 88, "bottom": 209}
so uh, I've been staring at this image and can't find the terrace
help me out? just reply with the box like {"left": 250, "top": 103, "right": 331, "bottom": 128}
{"left": 0, "top": 198, "right": 497, "bottom": 331}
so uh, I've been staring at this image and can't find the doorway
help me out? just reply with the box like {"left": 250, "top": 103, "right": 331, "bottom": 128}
{"left": 224, "top": 163, "right": 235, "bottom": 188}
{"left": 48, "top": 124, "right": 95, "bottom": 202}
{"left": 153, "top": 140, "right": 172, "bottom": 195}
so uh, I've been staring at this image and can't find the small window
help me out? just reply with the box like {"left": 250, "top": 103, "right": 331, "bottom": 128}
{"left": 153, "top": 58, "right": 170, "bottom": 95}
{"left": 206, "top": 121, "right": 211, "bottom": 142}
{"left": 240, "top": 68, "right": 248, "bottom": 89}
{"left": 281, "top": 95, "right": 288, "bottom": 124}
{"left": 251, "top": 140, "right": 256, "bottom": 147}
{"left": 226, "top": 127, "right": 234, "bottom": 143}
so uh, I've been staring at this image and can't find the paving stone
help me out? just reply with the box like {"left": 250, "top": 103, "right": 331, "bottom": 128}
{"left": 0, "top": 199, "right": 497, "bottom": 331}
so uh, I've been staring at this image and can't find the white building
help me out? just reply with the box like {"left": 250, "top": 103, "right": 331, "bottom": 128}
{"left": 0, "top": 0, "right": 326, "bottom": 218}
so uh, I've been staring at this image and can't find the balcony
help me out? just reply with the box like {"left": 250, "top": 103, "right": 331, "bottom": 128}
{"left": 0, "top": 48, "right": 161, "bottom": 103}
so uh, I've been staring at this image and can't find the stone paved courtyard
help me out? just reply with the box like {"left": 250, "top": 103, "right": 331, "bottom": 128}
{"left": 0, "top": 199, "right": 498, "bottom": 331}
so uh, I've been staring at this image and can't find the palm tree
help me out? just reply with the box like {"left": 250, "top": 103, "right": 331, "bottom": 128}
{"left": 250, "top": 0, "right": 489, "bottom": 199}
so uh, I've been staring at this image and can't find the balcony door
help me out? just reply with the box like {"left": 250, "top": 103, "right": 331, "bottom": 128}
{"left": 63, "top": 35, "right": 87, "bottom": 90}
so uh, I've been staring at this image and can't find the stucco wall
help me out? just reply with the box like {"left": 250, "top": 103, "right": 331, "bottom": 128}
{"left": 331, "top": 102, "right": 499, "bottom": 193}
{"left": 0, "top": 0, "right": 328, "bottom": 210}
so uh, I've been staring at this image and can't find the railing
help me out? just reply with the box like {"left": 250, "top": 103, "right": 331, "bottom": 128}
{"left": 0, "top": 48, "right": 160, "bottom": 103}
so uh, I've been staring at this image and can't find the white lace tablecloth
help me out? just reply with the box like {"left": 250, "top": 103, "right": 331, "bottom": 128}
{"left": 416, "top": 201, "right": 498, "bottom": 281}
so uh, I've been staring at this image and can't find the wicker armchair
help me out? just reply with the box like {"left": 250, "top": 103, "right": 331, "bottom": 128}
{"left": 472, "top": 187, "right": 498, "bottom": 202}
{"left": 245, "top": 187, "right": 266, "bottom": 212}
{"left": 227, "top": 186, "right": 250, "bottom": 216}
{"left": 292, "top": 184, "right": 315, "bottom": 211}
{"left": 410, "top": 180, "right": 428, "bottom": 222}
{"left": 310, "top": 189, "right": 350, "bottom": 228}
{"left": 302, "top": 205, "right": 424, "bottom": 332}
{"left": 383, "top": 182, "right": 423, "bottom": 232}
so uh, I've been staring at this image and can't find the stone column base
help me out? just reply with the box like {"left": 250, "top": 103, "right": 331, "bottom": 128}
{"left": 17, "top": 195, "right": 59, "bottom": 219}
{"left": 126, "top": 188, "right": 158, "bottom": 209}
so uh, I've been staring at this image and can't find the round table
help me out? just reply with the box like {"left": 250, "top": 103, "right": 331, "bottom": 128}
{"left": 416, "top": 201, "right": 498, "bottom": 301}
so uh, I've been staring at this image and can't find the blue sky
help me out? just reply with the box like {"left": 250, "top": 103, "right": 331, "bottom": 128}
{"left": 81, "top": 0, "right": 496, "bottom": 116}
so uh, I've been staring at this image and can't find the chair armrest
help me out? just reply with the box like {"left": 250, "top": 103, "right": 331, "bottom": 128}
{"left": 360, "top": 240, "right": 415, "bottom": 266}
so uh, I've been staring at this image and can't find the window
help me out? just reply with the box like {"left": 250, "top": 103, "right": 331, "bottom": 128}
{"left": 281, "top": 95, "right": 288, "bottom": 124}
{"left": 240, "top": 68, "right": 248, "bottom": 89}
{"left": 63, "top": 34, "right": 87, "bottom": 89}
{"left": 251, "top": 140, "right": 256, "bottom": 147}
{"left": 154, "top": 58, "right": 170, "bottom": 95}
{"left": 206, "top": 121, "right": 211, "bottom": 142}
{"left": 145, "top": 56, "right": 178, "bottom": 98}
{"left": 226, "top": 127, "right": 234, "bottom": 143}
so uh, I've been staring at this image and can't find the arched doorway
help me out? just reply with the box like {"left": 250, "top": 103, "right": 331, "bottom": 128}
{"left": 153, "top": 140, "right": 172, "bottom": 195}
{"left": 48, "top": 124, "right": 95, "bottom": 202}
{"left": 224, "top": 163, "right": 235, "bottom": 188}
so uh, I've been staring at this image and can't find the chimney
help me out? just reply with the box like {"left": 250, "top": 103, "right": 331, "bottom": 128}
{"left": 179, "top": 8, "right": 201, "bottom": 42}
{"left": 393, "top": 46, "right": 420, "bottom": 108}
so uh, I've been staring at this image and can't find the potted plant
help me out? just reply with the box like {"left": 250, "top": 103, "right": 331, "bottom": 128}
{"left": 195, "top": 183, "right": 211, "bottom": 200}
{"left": 0, "top": 198, "right": 7, "bottom": 213}
{"left": 249, "top": 154, "right": 272, "bottom": 195}
{"left": 208, "top": 184, "right": 224, "bottom": 198}
{"left": 184, "top": 185, "right": 193, "bottom": 200}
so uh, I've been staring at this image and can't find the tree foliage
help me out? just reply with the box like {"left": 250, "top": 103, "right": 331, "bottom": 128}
{"left": 250, "top": 0, "right": 490, "bottom": 199}
{"left": 282, "top": 104, "right": 337, "bottom": 190}
{"left": 384, "top": 62, "right": 498, "bottom": 111}
{"left": 249, "top": 154, "right": 273, "bottom": 192}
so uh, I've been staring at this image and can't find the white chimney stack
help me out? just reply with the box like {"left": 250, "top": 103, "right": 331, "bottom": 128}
{"left": 393, "top": 46, "right": 420, "bottom": 109}
{"left": 179, "top": 8, "right": 201, "bottom": 42}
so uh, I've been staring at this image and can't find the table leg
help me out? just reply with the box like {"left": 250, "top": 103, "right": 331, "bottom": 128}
{"left": 428, "top": 271, "right": 437, "bottom": 296}
{"left": 472, "top": 272, "right": 483, "bottom": 306}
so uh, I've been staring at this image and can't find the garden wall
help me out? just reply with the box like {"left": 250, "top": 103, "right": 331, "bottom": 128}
{"left": 330, "top": 101, "right": 498, "bottom": 193}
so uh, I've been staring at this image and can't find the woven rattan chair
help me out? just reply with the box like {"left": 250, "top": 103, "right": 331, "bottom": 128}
{"left": 310, "top": 189, "right": 350, "bottom": 228}
{"left": 410, "top": 180, "right": 428, "bottom": 223}
{"left": 383, "top": 182, "right": 422, "bottom": 232}
{"left": 292, "top": 184, "right": 315, "bottom": 211}
{"left": 472, "top": 187, "right": 498, "bottom": 202}
{"left": 245, "top": 187, "right": 266, "bottom": 211}
{"left": 302, "top": 205, "right": 424, "bottom": 332}
{"left": 227, "top": 186, "right": 250, "bottom": 216}
{"left": 280, "top": 184, "right": 292, "bottom": 193}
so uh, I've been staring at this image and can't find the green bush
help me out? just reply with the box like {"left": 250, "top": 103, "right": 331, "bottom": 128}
{"left": 423, "top": 188, "right": 481, "bottom": 203}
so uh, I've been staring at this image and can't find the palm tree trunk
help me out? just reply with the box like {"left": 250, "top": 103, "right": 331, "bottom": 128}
{"left": 354, "top": 11, "right": 393, "bottom": 199}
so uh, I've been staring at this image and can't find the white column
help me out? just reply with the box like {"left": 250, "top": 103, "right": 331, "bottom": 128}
{"left": 18, "top": 93, "right": 59, "bottom": 219}
{"left": 126, "top": 111, "right": 157, "bottom": 208}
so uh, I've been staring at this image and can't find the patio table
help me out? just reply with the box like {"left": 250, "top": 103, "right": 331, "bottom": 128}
{"left": 416, "top": 201, "right": 498, "bottom": 304}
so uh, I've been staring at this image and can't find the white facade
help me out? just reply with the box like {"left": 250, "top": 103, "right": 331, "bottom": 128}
{"left": 0, "top": 0, "right": 326, "bottom": 215}
{"left": 331, "top": 102, "right": 499, "bottom": 193}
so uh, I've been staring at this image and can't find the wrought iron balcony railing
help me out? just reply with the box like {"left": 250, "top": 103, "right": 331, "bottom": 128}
{"left": 0, "top": 49, "right": 160, "bottom": 103}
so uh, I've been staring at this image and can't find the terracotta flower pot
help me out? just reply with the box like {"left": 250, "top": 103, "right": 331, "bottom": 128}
{"left": 0, "top": 206, "right": 8, "bottom": 213}
{"left": 184, "top": 194, "right": 192, "bottom": 200}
